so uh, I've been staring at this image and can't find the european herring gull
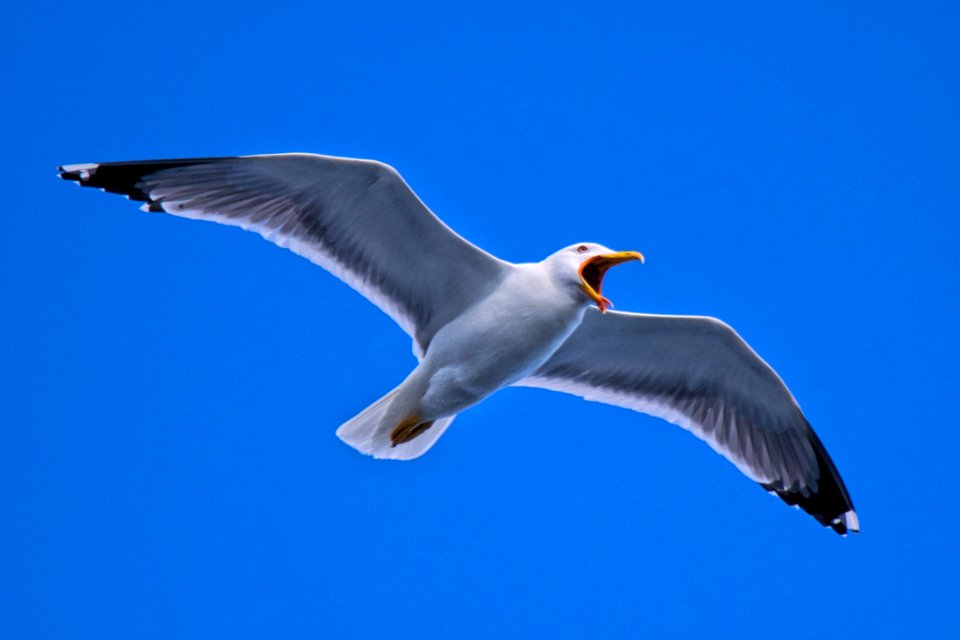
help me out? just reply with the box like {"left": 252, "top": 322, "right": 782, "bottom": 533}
{"left": 59, "top": 153, "right": 858, "bottom": 535}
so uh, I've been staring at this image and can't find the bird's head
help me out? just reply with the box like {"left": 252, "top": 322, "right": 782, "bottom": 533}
{"left": 547, "top": 243, "right": 644, "bottom": 312}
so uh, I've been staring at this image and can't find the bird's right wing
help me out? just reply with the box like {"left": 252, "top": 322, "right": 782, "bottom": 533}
{"left": 516, "top": 309, "right": 858, "bottom": 534}
{"left": 59, "top": 154, "right": 511, "bottom": 357}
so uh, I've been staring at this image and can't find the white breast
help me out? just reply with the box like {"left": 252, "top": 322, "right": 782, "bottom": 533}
{"left": 417, "top": 264, "right": 588, "bottom": 416}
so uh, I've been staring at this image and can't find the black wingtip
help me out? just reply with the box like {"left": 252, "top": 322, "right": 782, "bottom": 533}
{"left": 761, "top": 425, "right": 859, "bottom": 536}
{"left": 57, "top": 158, "right": 229, "bottom": 206}
{"left": 58, "top": 163, "right": 93, "bottom": 183}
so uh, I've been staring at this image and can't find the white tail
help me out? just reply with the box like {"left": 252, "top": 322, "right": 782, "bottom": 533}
{"left": 336, "top": 389, "right": 457, "bottom": 460}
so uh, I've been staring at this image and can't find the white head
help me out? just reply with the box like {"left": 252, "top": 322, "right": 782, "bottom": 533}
{"left": 544, "top": 243, "right": 645, "bottom": 312}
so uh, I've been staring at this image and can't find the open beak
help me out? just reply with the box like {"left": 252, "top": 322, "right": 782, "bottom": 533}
{"left": 579, "top": 251, "right": 644, "bottom": 312}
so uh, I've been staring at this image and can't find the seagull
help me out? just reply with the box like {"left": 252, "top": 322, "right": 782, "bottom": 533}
{"left": 59, "top": 152, "right": 858, "bottom": 535}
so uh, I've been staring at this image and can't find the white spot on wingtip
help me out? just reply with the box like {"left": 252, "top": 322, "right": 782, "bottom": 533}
{"left": 844, "top": 510, "right": 860, "bottom": 533}
{"left": 832, "top": 510, "right": 859, "bottom": 535}
{"left": 61, "top": 162, "right": 99, "bottom": 180}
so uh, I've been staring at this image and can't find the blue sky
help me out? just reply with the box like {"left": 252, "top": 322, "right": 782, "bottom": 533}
{"left": 2, "top": 1, "right": 958, "bottom": 638}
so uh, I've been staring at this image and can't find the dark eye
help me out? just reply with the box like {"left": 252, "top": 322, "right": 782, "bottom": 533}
{"left": 576, "top": 245, "right": 588, "bottom": 253}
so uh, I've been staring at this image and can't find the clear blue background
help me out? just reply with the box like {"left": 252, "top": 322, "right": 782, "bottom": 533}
{"left": 2, "top": 2, "right": 958, "bottom": 638}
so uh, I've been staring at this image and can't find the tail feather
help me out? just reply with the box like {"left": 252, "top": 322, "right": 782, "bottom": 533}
{"left": 336, "top": 390, "right": 456, "bottom": 460}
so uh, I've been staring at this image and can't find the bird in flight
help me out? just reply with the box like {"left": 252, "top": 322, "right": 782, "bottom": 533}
{"left": 59, "top": 153, "right": 858, "bottom": 535}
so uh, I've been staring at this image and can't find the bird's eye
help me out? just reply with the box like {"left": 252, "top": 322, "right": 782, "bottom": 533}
{"left": 576, "top": 245, "right": 588, "bottom": 253}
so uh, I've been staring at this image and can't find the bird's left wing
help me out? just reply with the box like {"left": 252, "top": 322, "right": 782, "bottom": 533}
{"left": 516, "top": 309, "right": 858, "bottom": 534}
{"left": 59, "top": 154, "right": 511, "bottom": 357}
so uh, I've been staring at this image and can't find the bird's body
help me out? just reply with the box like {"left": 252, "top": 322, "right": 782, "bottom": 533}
{"left": 59, "top": 152, "right": 859, "bottom": 535}
{"left": 423, "top": 258, "right": 592, "bottom": 407}
{"left": 343, "top": 252, "right": 596, "bottom": 455}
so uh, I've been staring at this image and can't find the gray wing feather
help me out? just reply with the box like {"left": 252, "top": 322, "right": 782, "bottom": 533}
{"left": 518, "top": 309, "right": 858, "bottom": 534}
{"left": 60, "top": 154, "right": 510, "bottom": 356}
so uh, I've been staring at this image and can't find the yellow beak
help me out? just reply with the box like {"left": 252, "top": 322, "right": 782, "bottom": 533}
{"left": 579, "top": 250, "right": 644, "bottom": 312}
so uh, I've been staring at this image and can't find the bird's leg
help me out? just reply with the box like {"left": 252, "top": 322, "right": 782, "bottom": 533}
{"left": 390, "top": 415, "right": 435, "bottom": 447}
